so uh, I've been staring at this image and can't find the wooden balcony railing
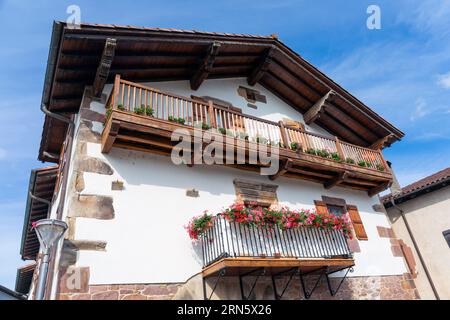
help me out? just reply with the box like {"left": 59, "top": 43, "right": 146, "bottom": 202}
{"left": 107, "top": 75, "right": 389, "bottom": 174}
{"left": 104, "top": 76, "right": 392, "bottom": 194}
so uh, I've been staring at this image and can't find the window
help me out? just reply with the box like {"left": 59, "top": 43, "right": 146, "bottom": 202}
{"left": 443, "top": 230, "right": 450, "bottom": 248}
{"left": 233, "top": 179, "right": 278, "bottom": 207}
{"left": 237, "top": 86, "right": 267, "bottom": 104}
{"left": 315, "top": 196, "right": 368, "bottom": 241}
{"left": 327, "top": 205, "right": 345, "bottom": 217}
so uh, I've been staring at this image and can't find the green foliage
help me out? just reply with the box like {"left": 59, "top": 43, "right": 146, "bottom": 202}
{"left": 376, "top": 164, "right": 385, "bottom": 172}
{"left": 256, "top": 136, "right": 268, "bottom": 144}
{"left": 202, "top": 122, "right": 211, "bottom": 130}
{"left": 145, "top": 107, "right": 154, "bottom": 117}
{"left": 306, "top": 148, "right": 317, "bottom": 155}
{"left": 358, "top": 160, "right": 369, "bottom": 167}
{"left": 290, "top": 141, "right": 299, "bottom": 151}
{"left": 331, "top": 152, "right": 342, "bottom": 162}
{"left": 168, "top": 116, "right": 185, "bottom": 124}
{"left": 134, "top": 105, "right": 145, "bottom": 115}
{"left": 345, "top": 157, "right": 355, "bottom": 164}
{"left": 218, "top": 127, "right": 227, "bottom": 135}
{"left": 117, "top": 104, "right": 125, "bottom": 111}
{"left": 104, "top": 108, "right": 112, "bottom": 125}
{"left": 238, "top": 132, "right": 249, "bottom": 140}
{"left": 134, "top": 105, "right": 153, "bottom": 116}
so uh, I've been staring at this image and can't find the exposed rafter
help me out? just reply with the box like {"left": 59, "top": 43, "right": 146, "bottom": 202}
{"left": 190, "top": 42, "right": 221, "bottom": 90}
{"left": 93, "top": 38, "right": 117, "bottom": 97}
{"left": 324, "top": 171, "right": 349, "bottom": 189}
{"left": 304, "top": 90, "right": 336, "bottom": 125}
{"left": 247, "top": 46, "right": 275, "bottom": 86}
{"left": 369, "top": 134, "right": 395, "bottom": 150}
{"left": 368, "top": 181, "right": 392, "bottom": 197}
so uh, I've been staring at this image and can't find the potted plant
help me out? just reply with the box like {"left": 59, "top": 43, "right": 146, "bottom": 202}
{"left": 345, "top": 157, "right": 355, "bottom": 164}
{"left": 290, "top": 141, "right": 300, "bottom": 151}
{"left": 134, "top": 105, "right": 145, "bottom": 115}
{"left": 358, "top": 160, "right": 368, "bottom": 167}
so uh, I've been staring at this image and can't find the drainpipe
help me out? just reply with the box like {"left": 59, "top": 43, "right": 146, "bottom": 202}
{"left": 390, "top": 199, "right": 440, "bottom": 300}
{"left": 38, "top": 103, "right": 75, "bottom": 299}
{"left": 41, "top": 103, "right": 74, "bottom": 126}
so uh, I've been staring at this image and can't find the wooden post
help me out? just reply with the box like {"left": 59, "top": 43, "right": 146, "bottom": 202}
{"left": 112, "top": 74, "right": 121, "bottom": 109}
{"left": 208, "top": 101, "right": 216, "bottom": 128}
{"left": 379, "top": 149, "right": 390, "bottom": 173}
{"left": 278, "top": 121, "right": 289, "bottom": 148}
{"left": 335, "top": 136, "right": 345, "bottom": 160}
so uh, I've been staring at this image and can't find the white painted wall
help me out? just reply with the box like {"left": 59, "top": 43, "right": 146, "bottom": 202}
{"left": 54, "top": 78, "right": 406, "bottom": 287}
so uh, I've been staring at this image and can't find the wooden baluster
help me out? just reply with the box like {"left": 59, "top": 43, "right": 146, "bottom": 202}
{"left": 335, "top": 137, "right": 345, "bottom": 160}
{"left": 111, "top": 74, "right": 120, "bottom": 109}
{"left": 208, "top": 101, "right": 216, "bottom": 128}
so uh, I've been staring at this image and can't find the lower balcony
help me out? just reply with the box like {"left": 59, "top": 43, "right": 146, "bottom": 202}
{"left": 200, "top": 215, "right": 354, "bottom": 300}
{"left": 102, "top": 76, "right": 393, "bottom": 195}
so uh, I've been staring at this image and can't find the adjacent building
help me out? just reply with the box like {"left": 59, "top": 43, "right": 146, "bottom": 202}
{"left": 382, "top": 168, "right": 450, "bottom": 300}
{"left": 18, "top": 21, "right": 418, "bottom": 300}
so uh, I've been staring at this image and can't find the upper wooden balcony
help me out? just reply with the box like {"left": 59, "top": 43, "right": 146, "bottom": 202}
{"left": 102, "top": 76, "right": 393, "bottom": 195}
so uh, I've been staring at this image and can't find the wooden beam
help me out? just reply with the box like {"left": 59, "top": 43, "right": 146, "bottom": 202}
{"left": 190, "top": 42, "right": 221, "bottom": 90}
{"left": 304, "top": 90, "right": 336, "bottom": 125}
{"left": 324, "top": 171, "right": 349, "bottom": 189}
{"left": 368, "top": 181, "right": 392, "bottom": 197}
{"left": 101, "top": 119, "right": 120, "bottom": 153}
{"left": 369, "top": 134, "right": 395, "bottom": 150}
{"left": 93, "top": 38, "right": 117, "bottom": 97}
{"left": 269, "top": 159, "right": 293, "bottom": 181}
{"left": 247, "top": 47, "right": 275, "bottom": 86}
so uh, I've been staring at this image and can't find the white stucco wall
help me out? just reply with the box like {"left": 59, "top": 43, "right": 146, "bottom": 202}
{"left": 55, "top": 78, "right": 406, "bottom": 286}
{"left": 53, "top": 79, "right": 406, "bottom": 284}
{"left": 73, "top": 146, "right": 406, "bottom": 284}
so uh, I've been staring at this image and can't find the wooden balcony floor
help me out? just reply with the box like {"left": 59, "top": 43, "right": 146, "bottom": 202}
{"left": 102, "top": 110, "right": 392, "bottom": 195}
{"left": 202, "top": 257, "right": 355, "bottom": 278}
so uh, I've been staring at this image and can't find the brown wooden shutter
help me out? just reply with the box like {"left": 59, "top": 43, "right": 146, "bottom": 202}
{"left": 314, "top": 200, "right": 328, "bottom": 214}
{"left": 347, "top": 205, "right": 368, "bottom": 240}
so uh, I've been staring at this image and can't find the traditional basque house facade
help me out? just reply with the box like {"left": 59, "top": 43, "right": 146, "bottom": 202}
{"left": 19, "top": 21, "right": 418, "bottom": 300}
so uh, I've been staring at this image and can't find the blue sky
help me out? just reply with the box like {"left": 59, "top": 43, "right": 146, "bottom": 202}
{"left": 0, "top": 0, "right": 449, "bottom": 289}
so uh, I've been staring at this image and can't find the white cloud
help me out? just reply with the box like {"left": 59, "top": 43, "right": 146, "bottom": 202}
{"left": 437, "top": 72, "right": 450, "bottom": 89}
{"left": 0, "top": 147, "right": 7, "bottom": 160}
{"left": 410, "top": 98, "right": 429, "bottom": 121}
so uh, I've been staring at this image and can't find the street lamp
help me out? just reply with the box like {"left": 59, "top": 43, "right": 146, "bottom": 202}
{"left": 34, "top": 219, "right": 67, "bottom": 300}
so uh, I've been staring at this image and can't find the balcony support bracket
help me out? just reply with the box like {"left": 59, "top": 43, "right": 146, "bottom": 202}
{"left": 93, "top": 38, "right": 117, "bottom": 98}
{"left": 239, "top": 268, "right": 266, "bottom": 300}
{"left": 203, "top": 268, "right": 226, "bottom": 300}
{"left": 304, "top": 90, "right": 336, "bottom": 125}
{"left": 324, "top": 171, "right": 349, "bottom": 189}
{"left": 191, "top": 42, "right": 221, "bottom": 90}
{"left": 368, "top": 180, "right": 392, "bottom": 197}
{"left": 299, "top": 266, "right": 327, "bottom": 299}
{"left": 271, "top": 267, "right": 299, "bottom": 300}
{"left": 325, "top": 266, "right": 354, "bottom": 296}
{"left": 269, "top": 159, "right": 293, "bottom": 181}
{"left": 247, "top": 46, "right": 275, "bottom": 86}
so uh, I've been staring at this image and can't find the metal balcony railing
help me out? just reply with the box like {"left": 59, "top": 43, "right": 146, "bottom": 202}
{"left": 201, "top": 215, "right": 352, "bottom": 267}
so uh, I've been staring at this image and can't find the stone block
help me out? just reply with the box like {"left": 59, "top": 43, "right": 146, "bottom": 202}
{"left": 68, "top": 195, "right": 114, "bottom": 220}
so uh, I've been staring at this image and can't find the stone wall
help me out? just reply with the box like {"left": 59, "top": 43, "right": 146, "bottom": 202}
{"left": 56, "top": 273, "right": 418, "bottom": 300}
{"left": 58, "top": 283, "right": 181, "bottom": 300}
